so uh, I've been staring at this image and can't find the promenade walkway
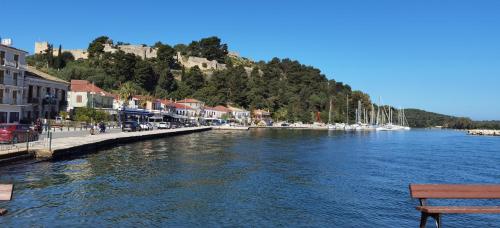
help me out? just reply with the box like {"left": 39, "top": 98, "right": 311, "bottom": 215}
{"left": 0, "top": 126, "right": 212, "bottom": 164}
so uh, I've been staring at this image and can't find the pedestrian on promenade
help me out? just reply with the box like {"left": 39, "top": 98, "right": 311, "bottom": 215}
{"left": 43, "top": 118, "right": 48, "bottom": 132}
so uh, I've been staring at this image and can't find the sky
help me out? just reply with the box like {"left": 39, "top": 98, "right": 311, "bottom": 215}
{"left": 2, "top": 0, "right": 499, "bottom": 120}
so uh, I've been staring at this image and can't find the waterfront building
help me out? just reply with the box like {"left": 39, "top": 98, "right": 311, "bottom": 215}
{"left": 227, "top": 105, "right": 250, "bottom": 124}
{"left": 203, "top": 105, "right": 231, "bottom": 122}
{"left": 1, "top": 41, "right": 70, "bottom": 123}
{"left": 0, "top": 41, "right": 28, "bottom": 123}
{"left": 174, "top": 102, "right": 198, "bottom": 123}
{"left": 67, "top": 80, "right": 115, "bottom": 114}
{"left": 176, "top": 98, "right": 204, "bottom": 110}
{"left": 252, "top": 109, "right": 273, "bottom": 126}
{"left": 24, "top": 66, "right": 69, "bottom": 120}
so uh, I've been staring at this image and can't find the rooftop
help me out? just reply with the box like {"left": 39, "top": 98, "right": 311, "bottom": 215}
{"left": 177, "top": 98, "right": 203, "bottom": 104}
{"left": 205, "top": 105, "right": 231, "bottom": 112}
{"left": 25, "top": 66, "right": 69, "bottom": 84}
{"left": 70, "top": 80, "right": 114, "bottom": 97}
{"left": 0, "top": 44, "right": 29, "bottom": 54}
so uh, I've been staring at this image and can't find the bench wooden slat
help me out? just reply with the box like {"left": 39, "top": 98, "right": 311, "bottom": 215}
{"left": 417, "top": 206, "right": 500, "bottom": 214}
{"left": 0, "top": 184, "right": 13, "bottom": 201}
{"left": 410, "top": 184, "right": 500, "bottom": 199}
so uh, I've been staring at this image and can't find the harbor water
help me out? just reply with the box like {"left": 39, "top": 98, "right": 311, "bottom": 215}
{"left": 1, "top": 129, "right": 500, "bottom": 227}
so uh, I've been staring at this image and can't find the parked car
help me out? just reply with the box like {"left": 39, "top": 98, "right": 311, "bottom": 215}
{"left": 140, "top": 122, "right": 153, "bottom": 131}
{"left": 122, "top": 121, "right": 141, "bottom": 132}
{"left": 157, "top": 122, "right": 171, "bottom": 129}
{"left": 0, "top": 124, "right": 39, "bottom": 144}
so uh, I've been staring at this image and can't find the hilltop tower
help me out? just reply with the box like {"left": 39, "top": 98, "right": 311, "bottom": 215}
{"left": 34, "top": 41, "right": 50, "bottom": 54}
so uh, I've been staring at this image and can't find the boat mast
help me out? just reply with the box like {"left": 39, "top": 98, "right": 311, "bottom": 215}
{"left": 328, "top": 97, "right": 332, "bottom": 124}
{"left": 346, "top": 95, "right": 349, "bottom": 125}
{"left": 357, "top": 100, "right": 362, "bottom": 124}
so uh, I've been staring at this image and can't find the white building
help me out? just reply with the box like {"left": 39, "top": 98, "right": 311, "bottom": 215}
{"left": 0, "top": 41, "right": 27, "bottom": 123}
{"left": 228, "top": 105, "right": 250, "bottom": 124}
{"left": 203, "top": 105, "right": 230, "bottom": 120}
{"left": 67, "top": 80, "right": 114, "bottom": 113}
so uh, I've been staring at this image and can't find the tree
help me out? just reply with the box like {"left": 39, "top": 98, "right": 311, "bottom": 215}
{"left": 183, "top": 66, "right": 205, "bottom": 91}
{"left": 169, "top": 81, "right": 193, "bottom": 100}
{"left": 118, "top": 82, "right": 141, "bottom": 106}
{"left": 134, "top": 60, "right": 156, "bottom": 91}
{"left": 173, "top": 44, "right": 188, "bottom": 55}
{"left": 226, "top": 66, "right": 249, "bottom": 107}
{"left": 154, "top": 42, "right": 177, "bottom": 68}
{"left": 45, "top": 44, "right": 54, "bottom": 68}
{"left": 109, "top": 51, "right": 137, "bottom": 82}
{"left": 186, "top": 36, "right": 228, "bottom": 63}
{"left": 60, "top": 52, "right": 75, "bottom": 64}
{"left": 88, "top": 36, "right": 111, "bottom": 58}
{"left": 55, "top": 45, "right": 64, "bottom": 69}
{"left": 74, "top": 107, "right": 109, "bottom": 123}
{"left": 155, "top": 67, "right": 177, "bottom": 97}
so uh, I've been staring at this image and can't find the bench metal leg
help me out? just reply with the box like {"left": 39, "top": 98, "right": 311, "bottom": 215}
{"left": 420, "top": 213, "right": 441, "bottom": 228}
{"left": 420, "top": 212, "right": 429, "bottom": 228}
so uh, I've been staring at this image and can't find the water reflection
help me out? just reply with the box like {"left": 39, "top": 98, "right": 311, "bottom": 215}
{"left": 0, "top": 129, "right": 499, "bottom": 227}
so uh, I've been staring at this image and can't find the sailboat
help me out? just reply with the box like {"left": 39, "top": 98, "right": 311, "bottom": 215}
{"left": 376, "top": 105, "right": 411, "bottom": 131}
{"left": 327, "top": 97, "right": 335, "bottom": 130}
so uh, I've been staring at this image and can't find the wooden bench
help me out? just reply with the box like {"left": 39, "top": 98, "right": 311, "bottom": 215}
{"left": 0, "top": 184, "right": 13, "bottom": 216}
{"left": 410, "top": 184, "right": 500, "bottom": 227}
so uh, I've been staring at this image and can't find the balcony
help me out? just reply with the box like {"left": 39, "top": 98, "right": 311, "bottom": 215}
{"left": 28, "top": 97, "right": 40, "bottom": 104}
{"left": 42, "top": 97, "right": 57, "bottom": 105}
{"left": 59, "top": 100, "right": 68, "bottom": 109}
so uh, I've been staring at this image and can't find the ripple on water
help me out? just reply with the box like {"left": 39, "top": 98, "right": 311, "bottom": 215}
{"left": 0, "top": 129, "right": 499, "bottom": 227}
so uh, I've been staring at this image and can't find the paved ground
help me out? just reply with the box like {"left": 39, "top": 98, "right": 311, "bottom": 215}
{"left": 48, "top": 128, "right": 122, "bottom": 139}
{"left": 0, "top": 127, "right": 212, "bottom": 159}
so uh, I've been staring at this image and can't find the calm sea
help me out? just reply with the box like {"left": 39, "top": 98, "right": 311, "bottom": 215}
{"left": 1, "top": 129, "right": 500, "bottom": 227}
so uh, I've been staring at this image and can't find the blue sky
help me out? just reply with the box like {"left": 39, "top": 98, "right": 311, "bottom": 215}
{"left": 2, "top": 0, "right": 499, "bottom": 120}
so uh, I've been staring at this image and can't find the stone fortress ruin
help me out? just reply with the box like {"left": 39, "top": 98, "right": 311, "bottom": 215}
{"left": 33, "top": 41, "right": 246, "bottom": 71}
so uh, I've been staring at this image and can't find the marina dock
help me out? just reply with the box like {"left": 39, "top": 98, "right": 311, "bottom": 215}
{"left": 468, "top": 129, "right": 500, "bottom": 136}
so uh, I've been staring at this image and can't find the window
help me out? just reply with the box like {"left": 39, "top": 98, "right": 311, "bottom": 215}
{"left": 0, "top": 89, "right": 3, "bottom": 103}
{"left": 14, "top": 54, "right": 19, "bottom": 68}
{"left": 0, "top": 70, "right": 3, "bottom": 84}
{"left": 0, "top": 51, "right": 5, "bottom": 65}
{"left": 9, "top": 112, "right": 19, "bottom": 123}
{"left": 12, "top": 91, "right": 17, "bottom": 104}
{"left": 76, "top": 95, "right": 82, "bottom": 103}
{"left": 13, "top": 73, "right": 18, "bottom": 86}
{"left": 0, "top": 112, "right": 6, "bottom": 123}
{"left": 28, "top": 85, "right": 33, "bottom": 99}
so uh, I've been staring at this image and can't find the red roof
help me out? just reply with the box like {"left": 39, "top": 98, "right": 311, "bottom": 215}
{"left": 160, "top": 99, "right": 174, "bottom": 105}
{"left": 173, "top": 103, "right": 193, "bottom": 110}
{"left": 177, "top": 98, "right": 203, "bottom": 104}
{"left": 70, "top": 80, "right": 114, "bottom": 97}
{"left": 205, "top": 105, "right": 230, "bottom": 112}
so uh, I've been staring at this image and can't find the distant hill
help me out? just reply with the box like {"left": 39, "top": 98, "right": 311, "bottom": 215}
{"left": 405, "top": 109, "right": 500, "bottom": 129}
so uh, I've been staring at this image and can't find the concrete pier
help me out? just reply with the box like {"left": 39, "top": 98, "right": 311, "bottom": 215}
{"left": 468, "top": 129, "right": 500, "bottom": 136}
{"left": 0, "top": 127, "right": 212, "bottom": 165}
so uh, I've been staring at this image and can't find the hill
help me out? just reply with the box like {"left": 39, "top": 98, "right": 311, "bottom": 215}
{"left": 26, "top": 35, "right": 499, "bottom": 128}
{"left": 405, "top": 109, "right": 500, "bottom": 129}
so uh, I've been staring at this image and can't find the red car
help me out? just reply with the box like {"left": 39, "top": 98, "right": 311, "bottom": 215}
{"left": 0, "top": 124, "right": 39, "bottom": 144}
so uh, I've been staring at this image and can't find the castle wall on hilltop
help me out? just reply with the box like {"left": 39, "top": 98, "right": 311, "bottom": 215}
{"left": 34, "top": 42, "right": 248, "bottom": 72}
{"left": 176, "top": 52, "right": 226, "bottom": 71}
{"left": 103, "top": 44, "right": 157, "bottom": 59}
{"left": 34, "top": 42, "right": 88, "bottom": 60}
